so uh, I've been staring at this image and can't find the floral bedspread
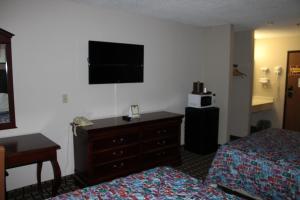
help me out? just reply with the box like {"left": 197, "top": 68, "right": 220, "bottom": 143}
{"left": 206, "top": 128, "right": 300, "bottom": 200}
{"left": 51, "top": 167, "right": 242, "bottom": 200}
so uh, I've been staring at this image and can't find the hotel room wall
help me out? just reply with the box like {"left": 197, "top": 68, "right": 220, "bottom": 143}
{"left": 228, "top": 31, "right": 254, "bottom": 137}
{"left": 0, "top": 0, "right": 205, "bottom": 190}
{"left": 253, "top": 36, "right": 300, "bottom": 128}
{"left": 202, "top": 25, "right": 233, "bottom": 144}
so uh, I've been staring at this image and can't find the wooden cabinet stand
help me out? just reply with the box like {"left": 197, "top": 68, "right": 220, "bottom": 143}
{"left": 73, "top": 111, "right": 183, "bottom": 186}
{"left": 0, "top": 133, "right": 61, "bottom": 196}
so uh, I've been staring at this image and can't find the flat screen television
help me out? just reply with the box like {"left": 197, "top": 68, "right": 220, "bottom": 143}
{"left": 88, "top": 41, "right": 144, "bottom": 84}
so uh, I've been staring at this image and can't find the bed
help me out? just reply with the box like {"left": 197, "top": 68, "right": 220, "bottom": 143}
{"left": 51, "top": 166, "right": 244, "bottom": 200}
{"left": 206, "top": 128, "right": 300, "bottom": 200}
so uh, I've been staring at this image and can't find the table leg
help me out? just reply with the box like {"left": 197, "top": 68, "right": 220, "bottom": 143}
{"left": 37, "top": 162, "right": 43, "bottom": 192}
{"left": 5, "top": 171, "right": 8, "bottom": 200}
{"left": 50, "top": 158, "right": 61, "bottom": 196}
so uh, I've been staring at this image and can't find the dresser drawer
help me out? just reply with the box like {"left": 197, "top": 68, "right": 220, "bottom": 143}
{"left": 142, "top": 136, "right": 178, "bottom": 152}
{"left": 142, "top": 121, "right": 180, "bottom": 139}
{"left": 92, "top": 132, "right": 139, "bottom": 151}
{"left": 142, "top": 147, "right": 179, "bottom": 165}
{"left": 93, "top": 157, "right": 139, "bottom": 177}
{"left": 93, "top": 145, "right": 139, "bottom": 164}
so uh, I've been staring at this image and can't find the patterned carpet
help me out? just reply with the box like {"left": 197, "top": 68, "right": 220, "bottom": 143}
{"left": 7, "top": 148, "right": 216, "bottom": 200}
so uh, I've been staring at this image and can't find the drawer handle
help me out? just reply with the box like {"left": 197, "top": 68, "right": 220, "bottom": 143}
{"left": 157, "top": 151, "right": 166, "bottom": 156}
{"left": 157, "top": 140, "right": 166, "bottom": 145}
{"left": 157, "top": 129, "right": 167, "bottom": 134}
{"left": 112, "top": 138, "right": 125, "bottom": 144}
{"left": 113, "top": 162, "right": 124, "bottom": 169}
{"left": 112, "top": 150, "right": 124, "bottom": 156}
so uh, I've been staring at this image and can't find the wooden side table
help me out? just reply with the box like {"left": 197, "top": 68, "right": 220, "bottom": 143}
{"left": 0, "top": 133, "right": 61, "bottom": 196}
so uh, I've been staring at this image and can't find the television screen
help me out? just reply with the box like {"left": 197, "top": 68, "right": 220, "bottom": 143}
{"left": 88, "top": 41, "right": 144, "bottom": 84}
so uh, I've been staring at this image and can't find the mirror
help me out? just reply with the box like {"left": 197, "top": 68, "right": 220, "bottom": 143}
{"left": 0, "top": 28, "right": 16, "bottom": 130}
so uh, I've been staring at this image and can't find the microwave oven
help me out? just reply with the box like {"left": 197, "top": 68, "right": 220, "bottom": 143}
{"left": 188, "top": 93, "right": 215, "bottom": 108}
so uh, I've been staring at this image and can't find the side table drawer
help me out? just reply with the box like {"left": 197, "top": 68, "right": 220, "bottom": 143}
{"left": 6, "top": 150, "right": 57, "bottom": 168}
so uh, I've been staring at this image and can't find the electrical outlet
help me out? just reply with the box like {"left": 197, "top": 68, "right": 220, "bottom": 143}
{"left": 62, "top": 94, "right": 68, "bottom": 103}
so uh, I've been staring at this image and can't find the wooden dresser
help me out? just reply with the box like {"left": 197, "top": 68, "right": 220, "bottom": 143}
{"left": 73, "top": 111, "right": 184, "bottom": 186}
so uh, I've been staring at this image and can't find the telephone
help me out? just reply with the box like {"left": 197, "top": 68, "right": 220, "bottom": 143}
{"left": 73, "top": 116, "right": 93, "bottom": 126}
{"left": 72, "top": 116, "right": 93, "bottom": 136}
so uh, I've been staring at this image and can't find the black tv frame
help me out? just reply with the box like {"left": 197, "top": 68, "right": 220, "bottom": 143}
{"left": 88, "top": 41, "right": 144, "bottom": 84}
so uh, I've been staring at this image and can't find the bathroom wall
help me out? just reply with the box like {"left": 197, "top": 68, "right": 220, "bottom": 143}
{"left": 252, "top": 35, "right": 300, "bottom": 128}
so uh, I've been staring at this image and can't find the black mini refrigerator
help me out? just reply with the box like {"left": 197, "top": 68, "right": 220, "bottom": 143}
{"left": 184, "top": 107, "right": 219, "bottom": 154}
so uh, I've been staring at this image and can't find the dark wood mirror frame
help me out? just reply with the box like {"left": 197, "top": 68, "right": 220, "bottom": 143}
{"left": 0, "top": 28, "right": 16, "bottom": 130}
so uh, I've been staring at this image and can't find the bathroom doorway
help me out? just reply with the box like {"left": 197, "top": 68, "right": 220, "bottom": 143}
{"left": 252, "top": 29, "right": 300, "bottom": 132}
{"left": 283, "top": 51, "right": 300, "bottom": 132}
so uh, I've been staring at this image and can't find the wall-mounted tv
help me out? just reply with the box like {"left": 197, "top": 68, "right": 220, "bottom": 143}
{"left": 88, "top": 41, "right": 144, "bottom": 84}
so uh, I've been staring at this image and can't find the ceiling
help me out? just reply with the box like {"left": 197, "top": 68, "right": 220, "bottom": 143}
{"left": 75, "top": 0, "right": 300, "bottom": 38}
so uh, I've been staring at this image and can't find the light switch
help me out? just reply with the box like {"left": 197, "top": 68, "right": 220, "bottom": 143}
{"left": 62, "top": 94, "right": 68, "bottom": 103}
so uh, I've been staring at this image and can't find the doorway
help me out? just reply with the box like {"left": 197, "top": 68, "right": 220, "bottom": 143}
{"left": 283, "top": 51, "right": 300, "bottom": 132}
{"left": 251, "top": 33, "right": 300, "bottom": 132}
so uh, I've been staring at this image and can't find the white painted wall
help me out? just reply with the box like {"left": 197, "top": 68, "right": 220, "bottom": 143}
{"left": 0, "top": 0, "right": 205, "bottom": 190}
{"left": 202, "top": 24, "right": 233, "bottom": 144}
{"left": 252, "top": 35, "right": 300, "bottom": 128}
{"left": 228, "top": 31, "right": 254, "bottom": 137}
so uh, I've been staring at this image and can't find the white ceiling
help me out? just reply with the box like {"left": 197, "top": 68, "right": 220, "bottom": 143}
{"left": 75, "top": 0, "right": 300, "bottom": 38}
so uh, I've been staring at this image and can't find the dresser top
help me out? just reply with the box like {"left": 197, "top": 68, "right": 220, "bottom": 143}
{"left": 79, "top": 111, "right": 184, "bottom": 132}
